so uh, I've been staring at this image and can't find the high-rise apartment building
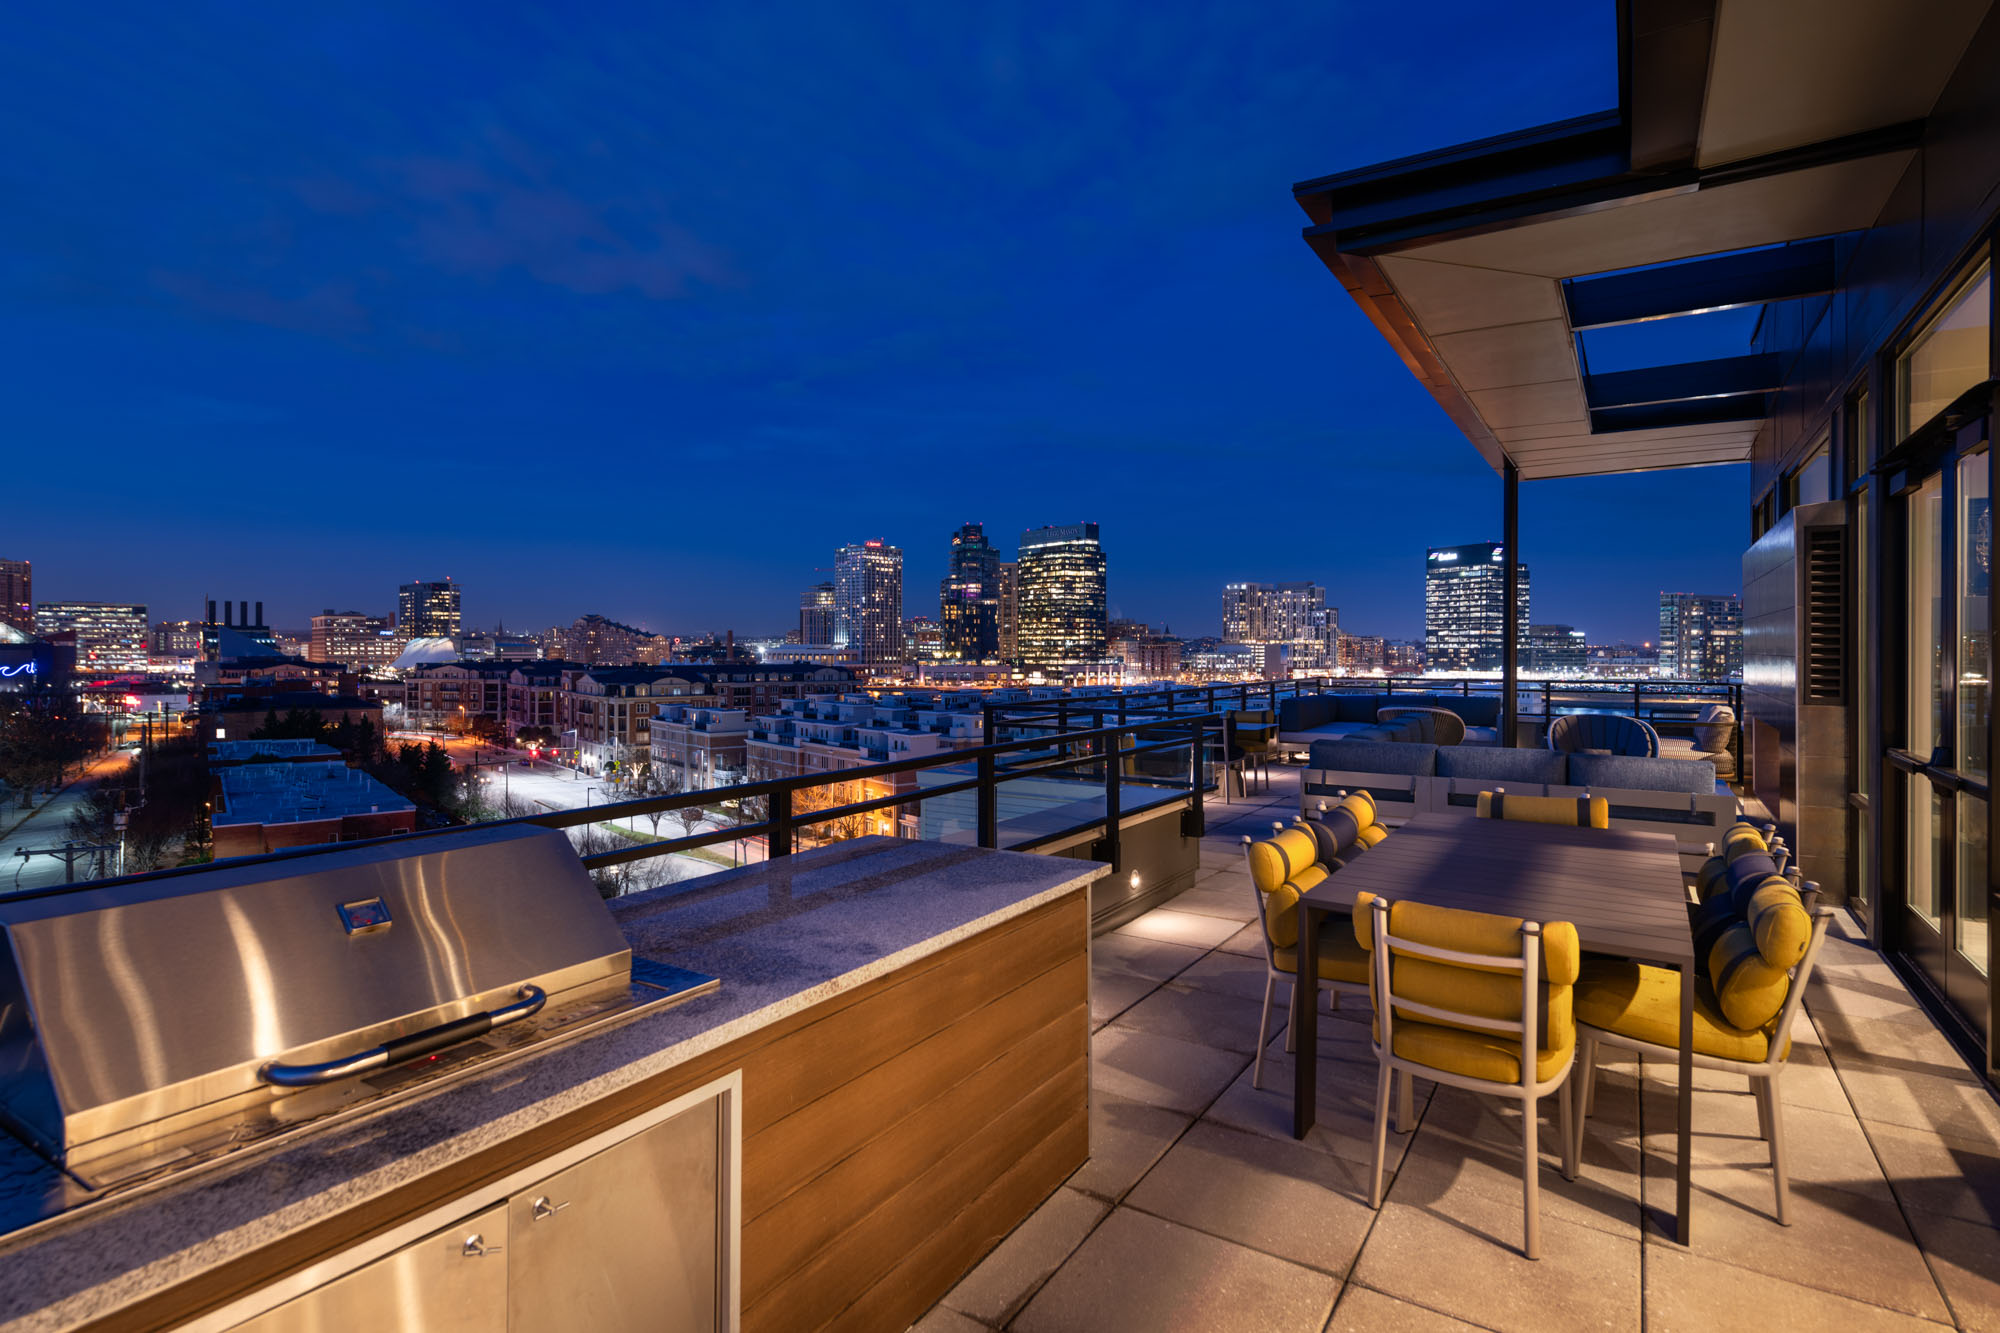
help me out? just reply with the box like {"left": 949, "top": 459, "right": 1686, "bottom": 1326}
{"left": 0, "top": 559, "right": 30, "bottom": 636}
{"left": 1423, "top": 543, "right": 1530, "bottom": 672}
{"left": 1221, "top": 581, "right": 1337, "bottom": 670}
{"left": 799, "top": 582, "right": 835, "bottom": 644}
{"left": 34, "top": 601, "right": 149, "bottom": 672}
{"left": 1658, "top": 592, "right": 1743, "bottom": 681}
{"left": 549, "top": 613, "right": 652, "bottom": 666}
{"left": 995, "top": 561, "right": 1020, "bottom": 664}
{"left": 310, "top": 611, "right": 403, "bottom": 670}
{"left": 833, "top": 541, "right": 905, "bottom": 665}
{"left": 398, "top": 579, "right": 461, "bottom": 638}
{"left": 1017, "top": 523, "right": 1108, "bottom": 672}
{"left": 939, "top": 522, "right": 1001, "bottom": 660}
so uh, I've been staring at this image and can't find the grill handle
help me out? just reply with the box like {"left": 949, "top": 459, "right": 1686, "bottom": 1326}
{"left": 257, "top": 986, "right": 547, "bottom": 1087}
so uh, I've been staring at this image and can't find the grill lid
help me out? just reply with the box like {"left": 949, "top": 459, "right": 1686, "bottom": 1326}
{"left": 0, "top": 825, "right": 629, "bottom": 1176}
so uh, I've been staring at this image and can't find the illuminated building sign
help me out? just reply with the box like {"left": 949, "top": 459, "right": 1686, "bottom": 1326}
{"left": 0, "top": 661, "right": 36, "bottom": 677}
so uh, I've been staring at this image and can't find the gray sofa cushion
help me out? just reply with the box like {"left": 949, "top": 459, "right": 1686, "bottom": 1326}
{"left": 1461, "top": 725, "right": 1500, "bottom": 747}
{"left": 1335, "top": 693, "right": 1386, "bottom": 723}
{"left": 1308, "top": 738, "right": 1438, "bottom": 776}
{"left": 1279, "top": 696, "right": 1337, "bottom": 733}
{"left": 1567, "top": 752, "right": 1716, "bottom": 796}
{"left": 1435, "top": 745, "right": 1567, "bottom": 786}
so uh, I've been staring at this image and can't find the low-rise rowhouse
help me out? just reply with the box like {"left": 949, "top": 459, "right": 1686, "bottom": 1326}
{"left": 648, "top": 705, "right": 750, "bottom": 788}
{"left": 405, "top": 661, "right": 512, "bottom": 733}
{"left": 559, "top": 662, "right": 860, "bottom": 775}
{"left": 207, "top": 743, "right": 414, "bottom": 857}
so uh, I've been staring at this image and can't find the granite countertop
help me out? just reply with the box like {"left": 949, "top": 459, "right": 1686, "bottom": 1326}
{"left": 0, "top": 837, "right": 1105, "bottom": 1333}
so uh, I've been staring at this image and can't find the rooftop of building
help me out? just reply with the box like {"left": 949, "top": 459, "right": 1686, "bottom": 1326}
{"left": 209, "top": 692, "right": 381, "bottom": 714}
{"left": 212, "top": 760, "right": 413, "bottom": 828}
{"left": 207, "top": 739, "right": 343, "bottom": 764}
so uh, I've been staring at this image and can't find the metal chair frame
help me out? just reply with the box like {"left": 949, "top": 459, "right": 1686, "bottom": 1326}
{"left": 1239, "top": 835, "right": 1369, "bottom": 1089}
{"left": 1365, "top": 895, "right": 1578, "bottom": 1260}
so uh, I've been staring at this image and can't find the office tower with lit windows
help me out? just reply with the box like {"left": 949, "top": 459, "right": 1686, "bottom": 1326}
{"left": 1658, "top": 592, "right": 1743, "bottom": 680}
{"left": 798, "top": 582, "right": 835, "bottom": 644}
{"left": 1526, "top": 623, "right": 1589, "bottom": 674}
{"left": 995, "top": 561, "right": 1020, "bottom": 663}
{"left": 1423, "top": 543, "right": 1530, "bottom": 672}
{"left": 833, "top": 542, "right": 905, "bottom": 665}
{"left": 398, "top": 579, "right": 462, "bottom": 638}
{"left": 939, "top": 522, "right": 1001, "bottom": 660}
{"left": 33, "top": 602, "right": 150, "bottom": 672}
{"left": 0, "top": 559, "right": 29, "bottom": 636}
{"left": 1017, "top": 523, "right": 1108, "bottom": 671}
{"left": 310, "top": 611, "right": 403, "bottom": 670}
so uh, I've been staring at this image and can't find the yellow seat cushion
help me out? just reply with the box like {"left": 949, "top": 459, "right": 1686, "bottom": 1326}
{"left": 1260, "top": 862, "right": 1327, "bottom": 949}
{"left": 1247, "top": 827, "right": 1318, "bottom": 893}
{"left": 1391, "top": 1019, "right": 1572, "bottom": 1083}
{"left": 1574, "top": 960, "right": 1784, "bottom": 1062}
{"left": 1273, "top": 924, "right": 1370, "bottom": 984}
{"left": 1475, "top": 790, "right": 1609, "bottom": 829}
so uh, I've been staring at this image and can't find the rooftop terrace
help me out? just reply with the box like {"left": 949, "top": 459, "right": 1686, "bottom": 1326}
{"left": 911, "top": 764, "right": 2000, "bottom": 1332}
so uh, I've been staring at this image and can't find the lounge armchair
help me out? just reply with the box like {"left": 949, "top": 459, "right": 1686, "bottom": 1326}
{"left": 1378, "top": 705, "right": 1466, "bottom": 746}
{"left": 1547, "top": 712, "right": 1660, "bottom": 758}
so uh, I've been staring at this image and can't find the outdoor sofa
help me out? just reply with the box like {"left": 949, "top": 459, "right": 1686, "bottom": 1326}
{"left": 1301, "top": 737, "right": 1735, "bottom": 873}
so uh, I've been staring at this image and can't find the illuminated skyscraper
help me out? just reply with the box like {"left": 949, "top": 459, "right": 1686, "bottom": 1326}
{"left": 1017, "top": 523, "right": 1108, "bottom": 672}
{"left": 995, "top": 561, "right": 1020, "bottom": 664}
{"left": 1220, "top": 581, "right": 1337, "bottom": 670}
{"left": 939, "top": 522, "right": 1000, "bottom": 660}
{"left": 0, "top": 558, "right": 29, "bottom": 636}
{"left": 833, "top": 542, "right": 904, "bottom": 665}
{"left": 398, "top": 579, "right": 462, "bottom": 638}
{"left": 1423, "top": 543, "right": 1529, "bottom": 672}
{"left": 1658, "top": 592, "right": 1742, "bottom": 680}
{"left": 798, "top": 582, "right": 835, "bottom": 644}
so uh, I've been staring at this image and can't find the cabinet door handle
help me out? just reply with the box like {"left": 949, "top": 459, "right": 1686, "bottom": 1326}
{"left": 531, "top": 1196, "right": 571, "bottom": 1222}
{"left": 461, "top": 1234, "right": 503, "bottom": 1258}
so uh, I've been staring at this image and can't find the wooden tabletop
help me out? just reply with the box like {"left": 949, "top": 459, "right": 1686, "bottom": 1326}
{"left": 1299, "top": 813, "right": 1694, "bottom": 968}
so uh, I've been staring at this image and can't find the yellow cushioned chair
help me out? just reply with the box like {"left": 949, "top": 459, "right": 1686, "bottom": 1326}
{"left": 1476, "top": 788, "right": 1609, "bottom": 829}
{"left": 1241, "top": 828, "right": 1369, "bottom": 1089}
{"left": 1572, "top": 874, "right": 1833, "bottom": 1224}
{"left": 1355, "top": 894, "right": 1579, "bottom": 1259}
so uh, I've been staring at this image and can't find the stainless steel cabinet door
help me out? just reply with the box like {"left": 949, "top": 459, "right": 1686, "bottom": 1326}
{"left": 228, "top": 1203, "right": 509, "bottom": 1333}
{"left": 509, "top": 1099, "right": 720, "bottom": 1333}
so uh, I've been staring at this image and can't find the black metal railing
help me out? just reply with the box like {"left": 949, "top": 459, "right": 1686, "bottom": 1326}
{"left": 11, "top": 713, "right": 1234, "bottom": 903}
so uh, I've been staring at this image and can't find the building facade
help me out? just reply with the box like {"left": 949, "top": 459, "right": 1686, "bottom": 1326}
{"left": 833, "top": 541, "right": 904, "bottom": 665}
{"left": 1294, "top": 8, "right": 2000, "bottom": 1082}
{"left": 1524, "top": 623, "right": 1589, "bottom": 675}
{"left": 33, "top": 601, "right": 149, "bottom": 673}
{"left": 398, "top": 580, "right": 461, "bottom": 638}
{"left": 150, "top": 619, "right": 203, "bottom": 658}
{"left": 1658, "top": 593, "right": 1743, "bottom": 681}
{"left": 648, "top": 705, "right": 750, "bottom": 789}
{"left": 995, "top": 560, "right": 1020, "bottom": 664}
{"left": 0, "top": 559, "right": 29, "bottom": 636}
{"left": 547, "top": 613, "right": 652, "bottom": 666}
{"left": 939, "top": 522, "right": 1001, "bottom": 660}
{"left": 1220, "top": 581, "right": 1337, "bottom": 671}
{"left": 1423, "top": 543, "right": 1530, "bottom": 672}
{"left": 798, "top": 582, "right": 835, "bottom": 644}
{"left": 309, "top": 611, "right": 403, "bottom": 671}
{"left": 404, "top": 662, "right": 512, "bottom": 734}
{"left": 1017, "top": 523, "right": 1108, "bottom": 672}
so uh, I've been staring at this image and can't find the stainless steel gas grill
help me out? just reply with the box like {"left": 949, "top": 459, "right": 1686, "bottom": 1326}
{"left": 0, "top": 824, "right": 715, "bottom": 1193}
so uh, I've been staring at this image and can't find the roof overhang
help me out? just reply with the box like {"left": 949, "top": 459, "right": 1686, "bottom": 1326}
{"left": 1295, "top": 0, "right": 1991, "bottom": 481}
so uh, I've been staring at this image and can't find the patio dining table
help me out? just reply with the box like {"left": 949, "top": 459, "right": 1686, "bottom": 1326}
{"left": 1291, "top": 812, "right": 1700, "bottom": 1243}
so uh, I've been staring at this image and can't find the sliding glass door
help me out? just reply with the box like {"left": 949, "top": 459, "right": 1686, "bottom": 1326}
{"left": 1894, "top": 447, "right": 1991, "bottom": 1032}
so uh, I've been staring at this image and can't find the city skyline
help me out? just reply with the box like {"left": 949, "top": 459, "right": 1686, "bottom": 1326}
{"left": 5, "top": 4, "right": 1740, "bottom": 644}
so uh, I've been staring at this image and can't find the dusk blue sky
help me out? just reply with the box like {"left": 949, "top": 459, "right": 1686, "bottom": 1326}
{"left": 3, "top": 3, "right": 1747, "bottom": 644}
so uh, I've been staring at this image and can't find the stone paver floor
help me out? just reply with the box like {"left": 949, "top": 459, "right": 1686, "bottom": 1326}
{"left": 916, "top": 767, "right": 2000, "bottom": 1332}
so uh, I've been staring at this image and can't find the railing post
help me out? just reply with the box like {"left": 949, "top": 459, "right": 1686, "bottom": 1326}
{"left": 1104, "top": 731, "right": 1122, "bottom": 873}
{"left": 976, "top": 748, "right": 997, "bottom": 848}
{"left": 769, "top": 787, "right": 792, "bottom": 858}
{"left": 1184, "top": 718, "right": 1207, "bottom": 837}
{"left": 1632, "top": 681, "right": 1642, "bottom": 720}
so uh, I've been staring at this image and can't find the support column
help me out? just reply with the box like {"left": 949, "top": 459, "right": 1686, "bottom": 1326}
{"left": 1502, "top": 458, "right": 1520, "bottom": 748}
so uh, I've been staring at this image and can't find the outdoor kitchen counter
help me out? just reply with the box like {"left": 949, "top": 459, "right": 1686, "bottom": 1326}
{"left": 0, "top": 836, "right": 1105, "bottom": 1333}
